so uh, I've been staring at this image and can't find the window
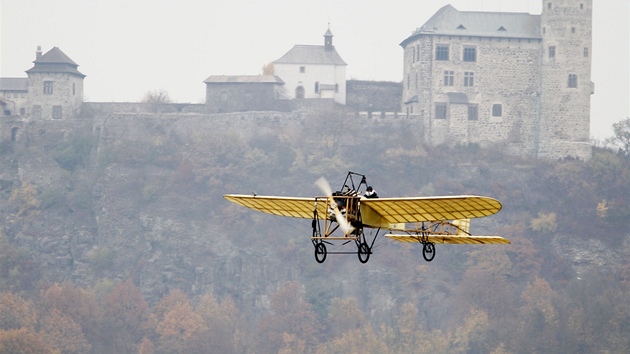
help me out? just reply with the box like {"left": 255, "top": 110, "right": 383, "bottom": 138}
{"left": 463, "top": 47, "right": 477, "bottom": 62}
{"left": 52, "top": 105, "right": 62, "bottom": 119}
{"left": 443, "top": 71, "right": 454, "bottom": 86}
{"left": 314, "top": 81, "right": 319, "bottom": 93}
{"left": 568, "top": 74, "right": 578, "bottom": 88}
{"left": 584, "top": 47, "right": 589, "bottom": 57}
{"left": 435, "top": 103, "right": 447, "bottom": 119}
{"left": 492, "top": 104, "right": 502, "bottom": 117}
{"left": 571, "top": 27, "right": 576, "bottom": 33}
{"left": 549, "top": 46, "right": 556, "bottom": 58}
{"left": 436, "top": 45, "right": 449, "bottom": 61}
{"left": 20, "top": 108, "right": 25, "bottom": 115}
{"left": 468, "top": 105, "right": 478, "bottom": 120}
{"left": 412, "top": 46, "right": 416, "bottom": 62}
{"left": 548, "top": 2, "right": 552, "bottom": 9}
{"left": 464, "top": 72, "right": 474, "bottom": 87}
{"left": 73, "top": 83, "right": 76, "bottom": 95}
{"left": 407, "top": 74, "right": 410, "bottom": 89}
{"left": 299, "top": 66, "right": 305, "bottom": 73}
{"left": 33, "top": 105, "right": 42, "bottom": 119}
{"left": 580, "top": 3, "right": 584, "bottom": 10}
{"left": 43, "top": 81, "right": 53, "bottom": 94}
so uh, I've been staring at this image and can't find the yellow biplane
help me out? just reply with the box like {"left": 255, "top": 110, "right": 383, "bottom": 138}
{"left": 224, "top": 172, "right": 509, "bottom": 264}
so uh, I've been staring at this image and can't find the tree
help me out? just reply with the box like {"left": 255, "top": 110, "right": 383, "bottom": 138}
{"left": 101, "top": 280, "right": 151, "bottom": 352}
{"left": 39, "top": 309, "right": 91, "bottom": 354}
{"left": 194, "top": 294, "right": 245, "bottom": 353}
{"left": 0, "top": 292, "right": 37, "bottom": 331}
{"left": 142, "top": 89, "right": 172, "bottom": 104}
{"left": 142, "top": 89, "right": 172, "bottom": 113}
{"left": 0, "top": 328, "right": 52, "bottom": 354}
{"left": 40, "top": 282, "right": 101, "bottom": 343}
{"left": 607, "top": 117, "right": 630, "bottom": 154}
{"left": 257, "top": 281, "right": 322, "bottom": 353}
{"left": 262, "top": 62, "right": 274, "bottom": 75}
{"left": 156, "top": 300, "right": 205, "bottom": 353}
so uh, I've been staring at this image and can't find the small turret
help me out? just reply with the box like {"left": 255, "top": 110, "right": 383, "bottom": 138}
{"left": 324, "top": 25, "right": 333, "bottom": 50}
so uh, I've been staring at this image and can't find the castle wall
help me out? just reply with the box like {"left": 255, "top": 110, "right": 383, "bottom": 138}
{"left": 346, "top": 80, "right": 402, "bottom": 113}
{"left": 205, "top": 83, "right": 288, "bottom": 113}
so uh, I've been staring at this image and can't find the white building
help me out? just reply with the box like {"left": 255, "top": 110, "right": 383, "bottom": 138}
{"left": 274, "top": 28, "right": 347, "bottom": 105}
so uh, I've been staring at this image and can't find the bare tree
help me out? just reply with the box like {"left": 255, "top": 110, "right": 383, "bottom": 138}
{"left": 142, "top": 89, "right": 172, "bottom": 112}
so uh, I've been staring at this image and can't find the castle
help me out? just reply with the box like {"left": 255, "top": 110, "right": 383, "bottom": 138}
{"left": 0, "top": 46, "right": 85, "bottom": 120}
{"left": 400, "top": 0, "right": 593, "bottom": 159}
{"left": 0, "top": 0, "right": 593, "bottom": 160}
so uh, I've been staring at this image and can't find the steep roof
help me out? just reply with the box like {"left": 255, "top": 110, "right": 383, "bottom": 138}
{"left": 0, "top": 78, "right": 28, "bottom": 91}
{"left": 204, "top": 75, "right": 284, "bottom": 84}
{"left": 274, "top": 45, "right": 347, "bottom": 66}
{"left": 400, "top": 5, "right": 541, "bottom": 47}
{"left": 26, "top": 47, "right": 86, "bottom": 77}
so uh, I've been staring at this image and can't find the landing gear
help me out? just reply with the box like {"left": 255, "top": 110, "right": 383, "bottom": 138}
{"left": 422, "top": 242, "right": 436, "bottom": 262}
{"left": 314, "top": 242, "right": 327, "bottom": 263}
{"left": 357, "top": 242, "right": 370, "bottom": 263}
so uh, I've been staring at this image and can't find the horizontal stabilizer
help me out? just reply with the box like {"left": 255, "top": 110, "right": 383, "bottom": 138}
{"left": 386, "top": 234, "right": 510, "bottom": 245}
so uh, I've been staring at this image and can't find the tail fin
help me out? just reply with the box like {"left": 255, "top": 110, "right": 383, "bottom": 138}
{"left": 452, "top": 219, "right": 470, "bottom": 236}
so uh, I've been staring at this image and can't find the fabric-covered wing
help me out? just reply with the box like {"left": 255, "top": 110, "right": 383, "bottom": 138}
{"left": 360, "top": 196, "right": 502, "bottom": 226}
{"left": 224, "top": 194, "right": 324, "bottom": 219}
{"left": 386, "top": 234, "right": 510, "bottom": 245}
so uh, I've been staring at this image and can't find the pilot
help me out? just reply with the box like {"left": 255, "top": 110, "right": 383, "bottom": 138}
{"left": 365, "top": 186, "right": 378, "bottom": 198}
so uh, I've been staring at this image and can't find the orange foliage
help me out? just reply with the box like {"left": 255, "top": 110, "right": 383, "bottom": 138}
{"left": 0, "top": 292, "right": 37, "bottom": 331}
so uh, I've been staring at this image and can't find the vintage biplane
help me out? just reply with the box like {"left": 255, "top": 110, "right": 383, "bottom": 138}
{"left": 224, "top": 172, "right": 509, "bottom": 264}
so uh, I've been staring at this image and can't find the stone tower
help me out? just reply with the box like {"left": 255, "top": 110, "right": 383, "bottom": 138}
{"left": 26, "top": 46, "right": 85, "bottom": 119}
{"left": 539, "top": 0, "right": 593, "bottom": 159}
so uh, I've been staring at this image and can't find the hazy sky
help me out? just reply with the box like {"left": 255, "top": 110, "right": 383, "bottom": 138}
{"left": 1, "top": 0, "right": 627, "bottom": 140}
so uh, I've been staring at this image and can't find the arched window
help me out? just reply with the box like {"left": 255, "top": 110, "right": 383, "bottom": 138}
{"left": 295, "top": 86, "right": 305, "bottom": 99}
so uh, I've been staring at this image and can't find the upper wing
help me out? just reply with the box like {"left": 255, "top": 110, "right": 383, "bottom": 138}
{"left": 224, "top": 194, "right": 324, "bottom": 219}
{"left": 360, "top": 195, "right": 502, "bottom": 227}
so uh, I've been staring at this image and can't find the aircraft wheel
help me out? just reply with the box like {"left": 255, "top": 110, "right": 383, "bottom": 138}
{"left": 315, "top": 242, "right": 327, "bottom": 263}
{"left": 358, "top": 242, "right": 370, "bottom": 264}
{"left": 422, "top": 242, "right": 436, "bottom": 262}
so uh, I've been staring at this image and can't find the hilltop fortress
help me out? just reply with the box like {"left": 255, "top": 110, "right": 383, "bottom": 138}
{"left": 0, "top": 0, "right": 592, "bottom": 160}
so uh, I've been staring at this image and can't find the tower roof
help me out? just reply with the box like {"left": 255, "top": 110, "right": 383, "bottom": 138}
{"left": 400, "top": 5, "right": 541, "bottom": 47}
{"left": 26, "top": 47, "right": 86, "bottom": 78}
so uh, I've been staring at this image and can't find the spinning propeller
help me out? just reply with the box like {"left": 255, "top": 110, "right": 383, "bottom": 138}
{"left": 315, "top": 177, "right": 355, "bottom": 235}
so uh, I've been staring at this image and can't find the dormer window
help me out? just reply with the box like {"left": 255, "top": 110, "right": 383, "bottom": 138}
{"left": 497, "top": 26, "right": 506, "bottom": 32}
{"left": 457, "top": 24, "right": 466, "bottom": 30}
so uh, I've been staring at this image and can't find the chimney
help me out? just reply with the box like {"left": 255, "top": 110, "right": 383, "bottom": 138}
{"left": 36, "top": 45, "right": 42, "bottom": 60}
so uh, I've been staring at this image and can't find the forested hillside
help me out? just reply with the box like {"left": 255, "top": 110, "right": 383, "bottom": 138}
{"left": 0, "top": 111, "right": 628, "bottom": 353}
